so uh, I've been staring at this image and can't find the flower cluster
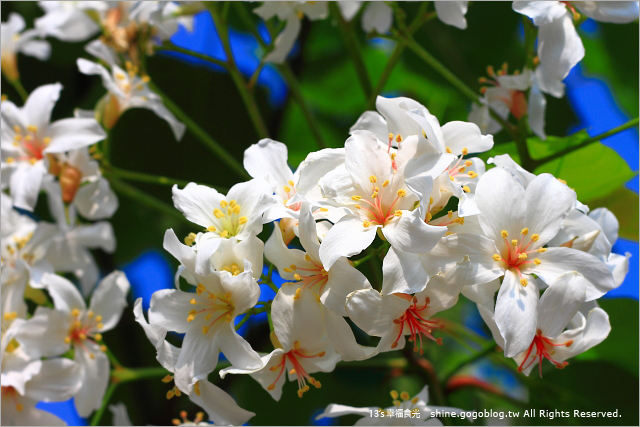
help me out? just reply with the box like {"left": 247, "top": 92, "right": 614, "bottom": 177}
{"left": 1, "top": 1, "right": 636, "bottom": 425}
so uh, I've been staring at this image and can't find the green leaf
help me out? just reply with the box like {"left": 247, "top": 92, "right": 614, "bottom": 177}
{"left": 575, "top": 298, "right": 639, "bottom": 376}
{"left": 528, "top": 136, "right": 635, "bottom": 201}
{"left": 585, "top": 187, "right": 639, "bottom": 241}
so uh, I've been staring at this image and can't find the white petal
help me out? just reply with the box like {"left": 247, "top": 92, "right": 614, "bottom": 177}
{"left": 88, "top": 270, "right": 130, "bottom": 332}
{"left": 537, "top": 271, "right": 587, "bottom": 338}
{"left": 217, "top": 326, "right": 263, "bottom": 370}
{"left": 14, "top": 307, "right": 69, "bottom": 358}
{"left": 132, "top": 298, "right": 180, "bottom": 372}
{"left": 272, "top": 283, "right": 325, "bottom": 350}
{"left": 382, "top": 247, "right": 429, "bottom": 295}
{"left": 316, "top": 404, "right": 377, "bottom": 420}
{"left": 264, "top": 14, "right": 300, "bottom": 64}
{"left": 349, "top": 111, "right": 388, "bottom": 142}
{"left": 74, "top": 178, "right": 119, "bottom": 220}
{"left": 10, "top": 162, "right": 47, "bottom": 211}
{"left": 296, "top": 147, "right": 346, "bottom": 197}
{"left": 533, "top": 247, "right": 616, "bottom": 300}
{"left": 163, "top": 228, "right": 197, "bottom": 273}
{"left": 74, "top": 342, "right": 110, "bottom": 417}
{"left": 323, "top": 257, "right": 372, "bottom": 316}
{"left": 434, "top": 1, "right": 468, "bottom": 29}
{"left": 528, "top": 82, "right": 547, "bottom": 139}
{"left": 495, "top": 270, "right": 539, "bottom": 357}
{"left": 189, "top": 379, "right": 255, "bottom": 426}
{"left": 23, "top": 83, "right": 61, "bottom": 131}
{"left": 109, "top": 403, "right": 133, "bottom": 426}
{"left": 382, "top": 210, "right": 446, "bottom": 253}
{"left": 172, "top": 182, "right": 225, "bottom": 228}
{"left": 524, "top": 173, "right": 575, "bottom": 246}
{"left": 24, "top": 358, "right": 81, "bottom": 402}
{"left": 148, "top": 289, "right": 193, "bottom": 333}
{"left": 77, "top": 58, "right": 125, "bottom": 98}
{"left": 441, "top": 121, "right": 493, "bottom": 155}
{"left": 35, "top": 8, "right": 100, "bottom": 42}
{"left": 588, "top": 207, "right": 619, "bottom": 246}
{"left": 574, "top": 1, "right": 639, "bottom": 23}
{"left": 40, "top": 272, "right": 86, "bottom": 313}
{"left": 44, "top": 118, "right": 106, "bottom": 153}
{"left": 324, "top": 306, "right": 375, "bottom": 361}
{"left": 338, "top": 1, "right": 363, "bottom": 21}
{"left": 475, "top": 167, "right": 527, "bottom": 244}
{"left": 173, "top": 328, "right": 219, "bottom": 392}
{"left": 362, "top": 1, "right": 393, "bottom": 33}
{"left": 512, "top": 1, "right": 569, "bottom": 26}
{"left": 319, "top": 215, "right": 378, "bottom": 270}
{"left": 19, "top": 39, "right": 51, "bottom": 61}
{"left": 345, "top": 289, "right": 409, "bottom": 337}
{"left": 243, "top": 138, "right": 293, "bottom": 187}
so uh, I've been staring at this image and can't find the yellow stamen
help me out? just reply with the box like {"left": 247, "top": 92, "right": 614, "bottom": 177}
{"left": 363, "top": 221, "right": 371, "bottom": 228}
{"left": 207, "top": 226, "right": 217, "bottom": 232}
{"left": 390, "top": 390, "right": 399, "bottom": 400}
{"left": 511, "top": 239, "right": 518, "bottom": 247}
{"left": 213, "top": 209, "right": 225, "bottom": 218}
{"left": 351, "top": 195, "right": 362, "bottom": 201}
{"left": 462, "top": 185, "right": 471, "bottom": 193}
{"left": 492, "top": 254, "right": 501, "bottom": 261}
{"left": 521, "top": 228, "right": 529, "bottom": 236}
{"left": 534, "top": 258, "right": 541, "bottom": 265}
{"left": 462, "top": 147, "right": 468, "bottom": 155}
{"left": 501, "top": 230, "right": 508, "bottom": 238}
{"left": 202, "top": 326, "right": 210, "bottom": 335}
{"left": 369, "top": 175, "right": 377, "bottom": 183}
{"left": 382, "top": 180, "right": 390, "bottom": 187}
{"left": 531, "top": 234, "right": 539, "bottom": 242}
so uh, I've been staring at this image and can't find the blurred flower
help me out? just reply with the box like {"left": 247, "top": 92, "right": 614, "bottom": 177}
{"left": 1, "top": 13, "right": 51, "bottom": 82}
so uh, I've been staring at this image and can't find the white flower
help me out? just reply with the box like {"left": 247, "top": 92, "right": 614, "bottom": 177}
{"left": 254, "top": 1, "right": 328, "bottom": 64}
{"left": 468, "top": 67, "right": 547, "bottom": 139}
{"left": 1, "top": 13, "right": 51, "bottom": 82}
{"left": 149, "top": 230, "right": 263, "bottom": 392}
{"left": 220, "top": 282, "right": 341, "bottom": 400}
{"left": 419, "top": 167, "right": 615, "bottom": 357}
{"left": 265, "top": 203, "right": 374, "bottom": 360}
{"left": 172, "top": 179, "right": 274, "bottom": 275}
{"left": 35, "top": 1, "right": 106, "bottom": 42}
{"left": 1, "top": 83, "right": 106, "bottom": 211}
{"left": 1, "top": 356, "right": 82, "bottom": 426}
{"left": 434, "top": 1, "right": 469, "bottom": 29}
{"left": 548, "top": 207, "right": 631, "bottom": 287}
{"left": 16, "top": 271, "right": 130, "bottom": 417}
{"left": 244, "top": 138, "right": 348, "bottom": 242}
{"left": 318, "top": 130, "right": 446, "bottom": 270}
{"left": 479, "top": 271, "right": 610, "bottom": 376}
{"left": 512, "top": 1, "right": 638, "bottom": 97}
{"left": 43, "top": 177, "right": 116, "bottom": 296}
{"left": 132, "top": 299, "right": 256, "bottom": 426}
{"left": 346, "top": 259, "right": 473, "bottom": 355}
{"left": 316, "top": 386, "right": 463, "bottom": 426}
{"left": 77, "top": 58, "right": 186, "bottom": 140}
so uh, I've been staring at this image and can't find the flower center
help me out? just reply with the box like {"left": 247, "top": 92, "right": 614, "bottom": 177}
{"left": 2, "top": 232, "right": 35, "bottom": 267}
{"left": 517, "top": 329, "right": 573, "bottom": 377}
{"left": 281, "top": 180, "right": 302, "bottom": 211}
{"left": 188, "top": 285, "right": 235, "bottom": 335}
{"left": 8, "top": 125, "right": 49, "bottom": 165}
{"left": 391, "top": 295, "right": 443, "bottom": 354}
{"left": 65, "top": 309, "right": 106, "bottom": 359}
{"left": 285, "top": 255, "right": 329, "bottom": 300}
{"left": 493, "top": 229, "right": 546, "bottom": 286}
{"left": 1, "top": 386, "right": 24, "bottom": 412}
{"left": 446, "top": 152, "right": 479, "bottom": 184}
{"left": 210, "top": 199, "right": 248, "bottom": 238}
{"left": 267, "top": 341, "right": 324, "bottom": 397}
{"left": 353, "top": 175, "right": 406, "bottom": 228}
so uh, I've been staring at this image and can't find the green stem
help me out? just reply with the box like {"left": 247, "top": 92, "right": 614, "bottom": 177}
{"left": 90, "top": 382, "right": 119, "bottom": 426}
{"left": 400, "top": 34, "right": 517, "bottom": 139}
{"left": 440, "top": 341, "right": 497, "bottom": 382}
{"left": 365, "top": 7, "right": 435, "bottom": 110}
{"left": 111, "top": 366, "right": 169, "bottom": 383}
{"left": 7, "top": 77, "right": 28, "bottom": 102}
{"left": 278, "top": 63, "right": 327, "bottom": 149}
{"left": 208, "top": 3, "right": 270, "bottom": 140}
{"left": 532, "top": 117, "right": 640, "bottom": 169}
{"left": 105, "top": 347, "right": 122, "bottom": 369}
{"left": 105, "top": 166, "right": 227, "bottom": 192}
{"left": 523, "top": 16, "right": 538, "bottom": 70}
{"left": 157, "top": 42, "right": 230, "bottom": 70}
{"left": 235, "top": 314, "right": 249, "bottom": 330}
{"left": 108, "top": 177, "right": 192, "bottom": 226}
{"left": 148, "top": 81, "right": 250, "bottom": 180}
{"left": 329, "top": 2, "right": 373, "bottom": 99}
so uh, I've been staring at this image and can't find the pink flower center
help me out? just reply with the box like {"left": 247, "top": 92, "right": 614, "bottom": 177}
{"left": 391, "top": 295, "right": 443, "bottom": 355}
{"left": 267, "top": 343, "right": 325, "bottom": 397}
{"left": 518, "top": 329, "right": 572, "bottom": 377}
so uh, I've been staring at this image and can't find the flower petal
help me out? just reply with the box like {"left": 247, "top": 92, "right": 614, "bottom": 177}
{"left": 88, "top": 270, "right": 130, "bottom": 332}
{"left": 319, "top": 214, "right": 378, "bottom": 270}
{"left": 345, "top": 289, "right": 410, "bottom": 337}
{"left": 189, "top": 379, "right": 255, "bottom": 426}
{"left": 537, "top": 271, "right": 587, "bottom": 338}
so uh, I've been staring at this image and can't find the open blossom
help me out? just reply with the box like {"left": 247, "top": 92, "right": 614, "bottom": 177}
{"left": 16, "top": 272, "right": 130, "bottom": 417}
{"left": 512, "top": 1, "right": 639, "bottom": 97}
{"left": 1, "top": 83, "right": 106, "bottom": 211}
{"left": 419, "top": 167, "right": 615, "bottom": 357}
{"left": 172, "top": 179, "right": 274, "bottom": 275}
{"left": 133, "top": 299, "right": 256, "bottom": 426}
{"left": 346, "top": 259, "right": 473, "bottom": 355}
{"left": 316, "top": 386, "right": 463, "bottom": 426}
{"left": 244, "top": 138, "right": 347, "bottom": 243}
{"left": 220, "top": 283, "right": 341, "bottom": 400}
{"left": 150, "top": 230, "right": 263, "bottom": 391}
{"left": 478, "top": 271, "right": 610, "bottom": 376}
{"left": 43, "top": 178, "right": 116, "bottom": 296}
{"left": 318, "top": 130, "right": 446, "bottom": 270}
{"left": 265, "top": 203, "right": 374, "bottom": 361}
{"left": 468, "top": 66, "right": 547, "bottom": 139}
{"left": 77, "top": 58, "right": 185, "bottom": 140}
{"left": 253, "top": 2, "right": 328, "bottom": 64}
{"left": 35, "top": 1, "right": 105, "bottom": 42}
{"left": 1, "top": 13, "right": 51, "bottom": 82}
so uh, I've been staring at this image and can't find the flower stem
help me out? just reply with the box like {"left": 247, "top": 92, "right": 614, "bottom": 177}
{"left": 104, "top": 165, "right": 227, "bottom": 192}
{"left": 278, "top": 63, "right": 327, "bottom": 149}
{"left": 157, "top": 41, "right": 230, "bottom": 70}
{"left": 90, "top": 382, "right": 119, "bottom": 426}
{"left": 531, "top": 117, "right": 640, "bottom": 169}
{"left": 147, "top": 81, "right": 250, "bottom": 180}
{"left": 440, "top": 341, "right": 498, "bottom": 383}
{"left": 7, "top": 77, "right": 28, "bottom": 102}
{"left": 108, "top": 177, "right": 192, "bottom": 226}
{"left": 208, "top": 3, "right": 271, "bottom": 140}
{"left": 329, "top": 2, "right": 373, "bottom": 99}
